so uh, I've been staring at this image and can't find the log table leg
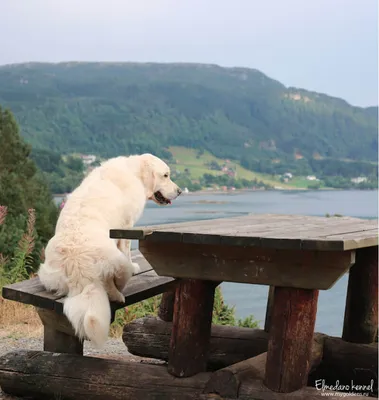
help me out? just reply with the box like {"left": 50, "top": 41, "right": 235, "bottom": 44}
{"left": 264, "top": 286, "right": 319, "bottom": 393}
{"left": 342, "top": 246, "right": 378, "bottom": 344}
{"left": 168, "top": 279, "right": 216, "bottom": 377}
{"left": 158, "top": 290, "right": 175, "bottom": 322}
{"left": 264, "top": 286, "right": 275, "bottom": 333}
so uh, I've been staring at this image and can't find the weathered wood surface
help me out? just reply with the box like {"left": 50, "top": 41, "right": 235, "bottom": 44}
{"left": 264, "top": 286, "right": 275, "bottom": 332}
{"left": 309, "top": 337, "right": 378, "bottom": 397}
{"left": 110, "top": 214, "right": 378, "bottom": 251}
{"left": 158, "top": 290, "right": 175, "bottom": 322}
{"left": 0, "top": 350, "right": 211, "bottom": 400}
{"left": 343, "top": 246, "right": 378, "bottom": 343}
{"left": 199, "top": 392, "right": 369, "bottom": 400}
{"left": 236, "top": 379, "right": 371, "bottom": 400}
{"left": 204, "top": 333, "right": 325, "bottom": 398}
{"left": 2, "top": 250, "right": 176, "bottom": 313}
{"left": 37, "top": 308, "right": 83, "bottom": 354}
{"left": 139, "top": 241, "right": 355, "bottom": 289}
{"left": 168, "top": 279, "right": 216, "bottom": 377}
{"left": 265, "top": 287, "right": 319, "bottom": 393}
{"left": 123, "top": 317, "right": 269, "bottom": 370}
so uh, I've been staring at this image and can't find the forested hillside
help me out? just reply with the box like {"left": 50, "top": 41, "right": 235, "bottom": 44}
{"left": 0, "top": 62, "right": 377, "bottom": 168}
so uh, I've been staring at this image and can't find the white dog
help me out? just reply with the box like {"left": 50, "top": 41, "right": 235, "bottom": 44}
{"left": 38, "top": 154, "right": 181, "bottom": 348}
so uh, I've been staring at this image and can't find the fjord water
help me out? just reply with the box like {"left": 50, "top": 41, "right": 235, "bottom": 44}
{"left": 134, "top": 189, "right": 378, "bottom": 336}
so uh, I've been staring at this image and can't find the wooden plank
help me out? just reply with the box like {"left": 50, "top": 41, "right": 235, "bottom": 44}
{"left": 2, "top": 250, "right": 176, "bottom": 313}
{"left": 321, "top": 229, "right": 378, "bottom": 250}
{"left": 0, "top": 350, "right": 211, "bottom": 400}
{"left": 342, "top": 246, "right": 378, "bottom": 343}
{"left": 111, "top": 215, "right": 377, "bottom": 251}
{"left": 144, "top": 214, "right": 364, "bottom": 234}
{"left": 139, "top": 241, "right": 355, "bottom": 289}
{"left": 168, "top": 279, "right": 217, "bottom": 377}
{"left": 37, "top": 308, "right": 84, "bottom": 354}
{"left": 264, "top": 287, "right": 319, "bottom": 393}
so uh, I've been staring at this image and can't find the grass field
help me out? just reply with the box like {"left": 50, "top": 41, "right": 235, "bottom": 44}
{"left": 168, "top": 146, "right": 301, "bottom": 189}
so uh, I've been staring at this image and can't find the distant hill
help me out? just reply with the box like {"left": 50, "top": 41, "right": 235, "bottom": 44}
{"left": 0, "top": 62, "right": 377, "bottom": 167}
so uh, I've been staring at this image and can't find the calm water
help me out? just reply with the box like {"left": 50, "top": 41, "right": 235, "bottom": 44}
{"left": 56, "top": 190, "right": 378, "bottom": 335}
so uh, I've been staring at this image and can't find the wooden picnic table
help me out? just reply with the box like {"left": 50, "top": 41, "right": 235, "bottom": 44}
{"left": 111, "top": 213, "right": 378, "bottom": 394}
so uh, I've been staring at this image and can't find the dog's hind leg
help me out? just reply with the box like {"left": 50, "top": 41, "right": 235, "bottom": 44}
{"left": 117, "top": 239, "right": 141, "bottom": 274}
{"left": 104, "top": 278, "right": 125, "bottom": 303}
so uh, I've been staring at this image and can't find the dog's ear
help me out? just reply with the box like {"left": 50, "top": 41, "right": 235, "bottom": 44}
{"left": 140, "top": 156, "right": 156, "bottom": 198}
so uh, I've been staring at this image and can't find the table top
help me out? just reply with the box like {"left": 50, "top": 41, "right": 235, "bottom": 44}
{"left": 110, "top": 214, "right": 378, "bottom": 251}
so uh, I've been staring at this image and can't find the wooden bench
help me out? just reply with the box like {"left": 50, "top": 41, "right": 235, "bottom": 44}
{"left": 2, "top": 249, "right": 177, "bottom": 355}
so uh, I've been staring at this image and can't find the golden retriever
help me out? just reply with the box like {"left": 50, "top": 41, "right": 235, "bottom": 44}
{"left": 38, "top": 154, "right": 181, "bottom": 348}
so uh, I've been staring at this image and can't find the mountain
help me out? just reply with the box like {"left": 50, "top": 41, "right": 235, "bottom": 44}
{"left": 0, "top": 62, "right": 377, "bottom": 167}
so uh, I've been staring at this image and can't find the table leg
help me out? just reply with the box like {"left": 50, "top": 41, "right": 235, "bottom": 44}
{"left": 158, "top": 290, "right": 175, "bottom": 322}
{"left": 264, "top": 286, "right": 319, "bottom": 393}
{"left": 264, "top": 286, "right": 275, "bottom": 333}
{"left": 342, "top": 246, "right": 378, "bottom": 344}
{"left": 168, "top": 279, "right": 216, "bottom": 377}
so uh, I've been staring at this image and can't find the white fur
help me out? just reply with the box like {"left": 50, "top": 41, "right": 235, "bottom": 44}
{"left": 38, "top": 154, "right": 180, "bottom": 348}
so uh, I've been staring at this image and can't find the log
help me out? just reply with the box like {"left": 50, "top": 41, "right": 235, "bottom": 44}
{"left": 123, "top": 316, "right": 269, "bottom": 370}
{"left": 264, "top": 286, "right": 319, "bottom": 393}
{"left": 168, "top": 279, "right": 216, "bottom": 377}
{"left": 264, "top": 286, "right": 275, "bottom": 333}
{"left": 158, "top": 290, "right": 175, "bottom": 322}
{"left": 237, "top": 378, "right": 371, "bottom": 400}
{"left": 204, "top": 333, "right": 325, "bottom": 398}
{"left": 309, "top": 337, "right": 378, "bottom": 397}
{"left": 0, "top": 350, "right": 211, "bottom": 400}
{"left": 343, "top": 246, "right": 378, "bottom": 344}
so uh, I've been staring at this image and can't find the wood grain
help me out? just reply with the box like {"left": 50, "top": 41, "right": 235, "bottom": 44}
{"left": 2, "top": 250, "right": 177, "bottom": 313}
{"left": 0, "top": 350, "right": 211, "bottom": 400}
{"left": 123, "top": 316, "right": 269, "bottom": 370}
{"left": 110, "top": 214, "right": 378, "bottom": 251}
{"left": 343, "top": 246, "right": 378, "bottom": 343}
{"left": 139, "top": 241, "right": 355, "bottom": 289}
{"left": 168, "top": 279, "right": 216, "bottom": 377}
{"left": 264, "top": 287, "right": 319, "bottom": 393}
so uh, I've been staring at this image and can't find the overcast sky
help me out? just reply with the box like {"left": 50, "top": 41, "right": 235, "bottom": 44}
{"left": 2, "top": 0, "right": 378, "bottom": 107}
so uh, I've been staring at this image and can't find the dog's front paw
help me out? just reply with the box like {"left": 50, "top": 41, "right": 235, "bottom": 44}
{"left": 132, "top": 262, "right": 141, "bottom": 275}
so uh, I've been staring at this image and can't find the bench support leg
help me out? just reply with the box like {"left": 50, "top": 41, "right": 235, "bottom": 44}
{"left": 168, "top": 279, "right": 216, "bottom": 377}
{"left": 264, "top": 286, "right": 319, "bottom": 393}
{"left": 37, "top": 308, "right": 83, "bottom": 355}
{"left": 343, "top": 246, "right": 378, "bottom": 344}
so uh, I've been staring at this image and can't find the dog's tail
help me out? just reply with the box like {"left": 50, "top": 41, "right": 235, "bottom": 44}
{"left": 63, "top": 282, "right": 111, "bottom": 349}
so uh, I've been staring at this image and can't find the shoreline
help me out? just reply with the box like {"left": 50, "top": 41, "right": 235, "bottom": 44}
{"left": 52, "top": 187, "right": 378, "bottom": 198}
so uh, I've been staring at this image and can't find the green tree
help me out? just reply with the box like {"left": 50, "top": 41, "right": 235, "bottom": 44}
{"left": 0, "top": 107, "right": 58, "bottom": 270}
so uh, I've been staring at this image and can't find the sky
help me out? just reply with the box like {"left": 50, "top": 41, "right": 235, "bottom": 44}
{"left": 1, "top": 0, "right": 378, "bottom": 107}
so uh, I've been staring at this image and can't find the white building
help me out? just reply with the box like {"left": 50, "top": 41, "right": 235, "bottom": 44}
{"left": 351, "top": 177, "right": 368, "bottom": 184}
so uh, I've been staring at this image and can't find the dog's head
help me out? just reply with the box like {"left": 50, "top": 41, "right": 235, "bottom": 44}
{"left": 139, "top": 154, "right": 182, "bottom": 205}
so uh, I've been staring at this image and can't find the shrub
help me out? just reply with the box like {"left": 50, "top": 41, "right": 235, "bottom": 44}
{"left": 0, "top": 205, "right": 36, "bottom": 287}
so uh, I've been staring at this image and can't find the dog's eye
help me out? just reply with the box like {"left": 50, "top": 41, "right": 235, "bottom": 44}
{"left": 164, "top": 173, "right": 169, "bottom": 178}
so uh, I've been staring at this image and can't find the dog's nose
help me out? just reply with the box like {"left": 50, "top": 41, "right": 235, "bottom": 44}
{"left": 177, "top": 188, "right": 182, "bottom": 196}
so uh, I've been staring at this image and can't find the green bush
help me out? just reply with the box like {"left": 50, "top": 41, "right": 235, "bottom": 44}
{"left": 0, "top": 206, "right": 36, "bottom": 287}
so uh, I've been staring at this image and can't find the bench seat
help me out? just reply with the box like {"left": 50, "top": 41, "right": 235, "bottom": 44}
{"left": 2, "top": 250, "right": 176, "bottom": 314}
